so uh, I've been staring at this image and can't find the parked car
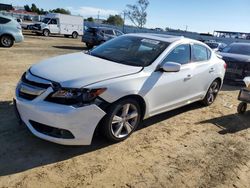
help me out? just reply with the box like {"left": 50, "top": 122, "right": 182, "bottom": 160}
{"left": 0, "top": 14, "right": 24, "bottom": 47}
{"left": 14, "top": 34, "right": 226, "bottom": 145}
{"left": 31, "top": 13, "right": 83, "bottom": 38}
{"left": 205, "top": 41, "right": 227, "bottom": 52}
{"left": 82, "top": 27, "right": 124, "bottom": 49}
{"left": 219, "top": 43, "right": 250, "bottom": 83}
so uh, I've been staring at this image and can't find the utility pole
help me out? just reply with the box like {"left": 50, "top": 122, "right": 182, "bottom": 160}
{"left": 123, "top": 11, "right": 126, "bottom": 33}
{"left": 97, "top": 11, "right": 100, "bottom": 21}
{"left": 185, "top": 25, "right": 188, "bottom": 32}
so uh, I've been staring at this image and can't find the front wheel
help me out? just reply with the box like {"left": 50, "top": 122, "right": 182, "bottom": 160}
{"left": 43, "top": 29, "right": 50, "bottom": 37}
{"left": 86, "top": 43, "right": 93, "bottom": 49}
{"left": 72, "top": 32, "right": 78, "bottom": 39}
{"left": 202, "top": 80, "right": 220, "bottom": 106}
{"left": 102, "top": 99, "right": 141, "bottom": 142}
{"left": 0, "top": 35, "right": 14, "bottom": 47}
{"left": 237, "top": 102, "right": 247, "bottom": 114}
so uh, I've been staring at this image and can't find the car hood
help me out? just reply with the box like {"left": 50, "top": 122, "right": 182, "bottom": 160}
{"left": 219, "top": 52, "right": 250, "bottom": 63}
{"left": 30, "top": 52, "right": 142, "bottom": 88}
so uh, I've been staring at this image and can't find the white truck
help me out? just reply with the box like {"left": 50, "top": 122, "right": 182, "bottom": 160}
{"left": 32, "top": 13, "right": 83, "bottom": 38}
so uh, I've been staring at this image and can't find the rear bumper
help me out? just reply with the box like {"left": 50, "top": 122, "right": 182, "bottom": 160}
{"left": 14, "top": 33, "right": 24, "bottom": 43}
{"left": 15, "top": 87, "right": 106, "bottom": 145}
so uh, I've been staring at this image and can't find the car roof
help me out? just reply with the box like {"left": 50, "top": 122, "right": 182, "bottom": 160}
{"left": 231, "top": 42, "right": 250, "bottom": 46}
{"left": 91, "top": 27, "right": 116, "bottom": 31}
{"left": 126, "top": 33, "right": 199, "bottom": 44}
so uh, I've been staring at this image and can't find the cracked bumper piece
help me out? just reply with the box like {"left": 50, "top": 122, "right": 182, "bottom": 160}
{"left": 15, "top": 96, "right": 106, "bottom": 145}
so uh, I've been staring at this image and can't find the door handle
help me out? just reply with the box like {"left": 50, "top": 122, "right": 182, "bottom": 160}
{"left": 184, "top": 74, "right": 193, "bottom": 81}
{"left": 209, "top": 68, "right": 215, "bottom": 73}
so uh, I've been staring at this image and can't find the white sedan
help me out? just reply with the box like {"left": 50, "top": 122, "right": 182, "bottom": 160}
{"left": 15, "top": 34, "right": 226, "bottom": 145}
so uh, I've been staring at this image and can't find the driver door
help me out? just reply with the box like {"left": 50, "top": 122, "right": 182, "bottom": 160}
{"left": 146, "top": 44, "right": 196, "bottom": 116}
{"left": 48, "top": 19, "right": 59, "bottom": 34}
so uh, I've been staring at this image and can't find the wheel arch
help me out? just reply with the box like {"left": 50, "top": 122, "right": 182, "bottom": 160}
{"left": 0, "top": 33, "right": 15, "bottom": 41}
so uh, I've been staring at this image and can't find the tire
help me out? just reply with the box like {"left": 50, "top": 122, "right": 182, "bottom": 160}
{"left": 102, "top": 98, "right": 141, "bottom": 142}
{"left": 0, "top": 35, "right": 14, "bottom": 48}
{"left": 86, "top": 43, "right": 94, "bottom": 49}
{"left": 237, "top": 102, "right": 247, "bottom": 114}
{"left": 43, "top": 29, "right": 50, "bottom": 37}
{"left": 202, "top": 80, "right": 220, "bottom": 106}
{"left": 72, "top": 32, "right": 78, "bottom": 39}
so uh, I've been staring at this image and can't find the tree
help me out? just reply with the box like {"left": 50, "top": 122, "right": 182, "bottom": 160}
{"left": 85, "top": 17, "right": 94, "bottom": 22}
{"left": 24, "top": 5, "right": 31, "bottom": 12}
{"left": 106, "top": 15, "right": 124, "bottom": 26}
{"left": 125, "top": 0, "right": 149, "bottom": 28}
{"left": 50, "top": 8, "right": 71, "bottom": 15}
{"left": 31, "top": 3, "right": 40, "bottom": 14}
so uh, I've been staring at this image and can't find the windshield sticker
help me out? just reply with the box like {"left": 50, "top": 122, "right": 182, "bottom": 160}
{"left": 141, "top": 39, "right": 160, "bottom": 45}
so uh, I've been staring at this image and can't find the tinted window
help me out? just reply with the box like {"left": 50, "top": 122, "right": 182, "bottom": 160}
{"left": 222, "top": 44, "right": 250, "bottom": 55}
{"left": 104, "top": 30, "right": 114, "bottom": 35}
{"left": 90, "top": 36, "right": 169, "bottom": 67}
{"left": 192, "top": 44, "right": 209, "bottom": 62}
{"left": 0, "top": 17, "right": 11, "bottom": 24}
{"left": 206, "top": 42, "right": 219, "bottom": 49}
{"left": 163, "top": 44, "right": 190, "bottom": 65}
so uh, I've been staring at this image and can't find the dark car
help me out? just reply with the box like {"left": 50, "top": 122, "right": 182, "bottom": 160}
{"left": 219, "top": 43, "right": 250, "bottom": 83}
{"left": 205, "top": 41, "right": 227, "bottom": 52}
{"left": 82, "top": 27, "right": 123, "bottom": 49}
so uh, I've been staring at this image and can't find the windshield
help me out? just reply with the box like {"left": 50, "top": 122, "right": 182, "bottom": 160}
{"left": 206, "top": 43, "right": 219, "bottom": 49}
{"left": 42, "top": 18, "right": 50, "bottom": 24}
{"left": 90, "top": 36, "right": 169, "bottom": 67}
{"left": 222, "top": 44, "right": 250, "bottom": 55}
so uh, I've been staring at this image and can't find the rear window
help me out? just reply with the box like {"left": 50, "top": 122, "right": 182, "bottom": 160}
{"left": 104, "top": 30, "right": 114, "bottom": 35}
{"left": 206, "top": 42, "right": 219, "bottom": 49}
{"left": 222, "top": 44, "right": 250, "bottom": 56}
{"left": 0, "top": 17, "right": 11, "bottom": 24}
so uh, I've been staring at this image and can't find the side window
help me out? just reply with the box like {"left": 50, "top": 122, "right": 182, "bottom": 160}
{"left": 115, "top": 30, "right": 123, "bottom": 36}
{"left": 192, "top": 44, "right": 209, "bottom": 62}
{"left": 104, "top": 30, "right": 114, "bottom": 35}
{"left": 163, "top": 44, "right": 191, "bottom": 65}
{"left": 0, "top": 17, "right": 11, "bottom": 24}
{"left": 50, "top": 19, "right": 57, "bottom": 25}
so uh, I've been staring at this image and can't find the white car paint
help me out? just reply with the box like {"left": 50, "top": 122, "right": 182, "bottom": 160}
{"left": 15, "top": 34, "right": 226, "bottom": 145}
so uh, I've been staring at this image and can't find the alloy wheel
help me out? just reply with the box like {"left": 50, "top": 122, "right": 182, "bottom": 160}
{"left": 111, "top": 103, "right": 139, "bottom": 138}
{"left": 207, "top": 81, "right": 219, "bottom": 104}
{"left": 1, "top": 36, "right": 13, "bottom": 47}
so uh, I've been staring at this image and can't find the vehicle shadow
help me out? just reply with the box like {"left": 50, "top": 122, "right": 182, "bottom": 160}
{"left": 0, "top": 100, "right": 203, "bottom": 176}
{"left": 222, "top": 83, "right": 244, "bottom": 91}
{"left": 53, "top": 45, "right": 88, "bottom": 51}
{"left": 198, "top": 112, "right": 250, "bottom": 134}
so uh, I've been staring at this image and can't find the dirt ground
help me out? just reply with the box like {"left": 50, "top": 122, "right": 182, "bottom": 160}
{"left": 0, "top": 32, "right": 249, "bottom": 188}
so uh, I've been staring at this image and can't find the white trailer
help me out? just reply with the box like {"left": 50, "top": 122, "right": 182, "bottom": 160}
{"left": 32, "top": 13, "right": 83, "bottom": 38}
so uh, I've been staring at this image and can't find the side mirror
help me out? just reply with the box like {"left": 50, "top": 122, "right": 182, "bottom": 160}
{"left": 160, "top": 62, "right": 181, "bottom": 72}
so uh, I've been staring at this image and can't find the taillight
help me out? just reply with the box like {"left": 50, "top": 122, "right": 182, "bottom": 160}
{"left": 224, "top": 63, "right": 227, "bottom": 69}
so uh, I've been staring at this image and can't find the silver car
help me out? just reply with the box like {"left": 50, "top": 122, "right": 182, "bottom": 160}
{"left": 0, "top": 14, "right": 24, "bottom": 47}
{"left": 15, "top": 34, "right": 226, "bottom": 145}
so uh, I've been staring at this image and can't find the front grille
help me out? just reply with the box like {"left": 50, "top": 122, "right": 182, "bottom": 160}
{"left": 21, "top": 73, "right": 51, "bottom": 89}
{"left": 18, "top": 72, "right": 51, "bottom": 101}
{"left": 29, "top": 120, "right": 75, "bottom": 139}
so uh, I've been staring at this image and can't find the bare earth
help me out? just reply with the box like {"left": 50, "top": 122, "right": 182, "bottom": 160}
{"left": 0, "top": 32, "right": 249, "bottom": 188}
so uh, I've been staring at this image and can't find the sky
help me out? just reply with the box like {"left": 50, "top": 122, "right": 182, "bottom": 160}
{"left": 1, "top": 0, "right": 250, "bottom": 33}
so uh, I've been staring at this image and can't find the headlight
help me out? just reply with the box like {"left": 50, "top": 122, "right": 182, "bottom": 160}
{"left": 46, "top": 88, "right": 107, "bottom": 106}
